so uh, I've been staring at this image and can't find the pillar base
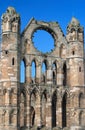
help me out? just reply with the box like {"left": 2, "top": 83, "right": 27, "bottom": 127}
{"left": 70, "top": 126, "right": 85, "bottom": 130}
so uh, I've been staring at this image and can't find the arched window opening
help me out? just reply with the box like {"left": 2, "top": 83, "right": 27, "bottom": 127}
{"left": 79, "top": 93, "right": 84, "bottom": 108}
{"left": 79, "top": 111, "right": 85, "bottom": 126}
{"left": 20, "top": 60, "right": 26, "bottom": 83}
{"left": 52, "top": 92, "right": 57, "bottom": 128}
{"left": 70, "top": 28, "right": 76, "bottom": 40}
{"left": 78, "top": 28, "right": 82, "bottom": 33}
{"left": 41, "top": 62, "right": 47, "bottom": 83}
{"left": 41, "top": 93, "right": 47, "bottom": 127}
{"left": 71, "top": 28, "right": 75, "bottom": 33}
{"left": 31, "top": 61, "right": 36, "bottom": 83}
{"left": 5, "top": 50, "right": 8, "bottom": 55}
{"left": 78, "top": 28, "right": 83, "bottom": 41}
{"left": 62, "top": 93, "right": 67, "bottom": 128}
{"left": 12, "top": 57, "right": 15, "bottom": 65}
{"left": 63, "top": 63, "right": 67, "bottom": 86}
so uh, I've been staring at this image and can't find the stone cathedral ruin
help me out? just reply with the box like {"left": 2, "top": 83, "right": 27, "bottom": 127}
{"left": 0, "top": 7, "right": 85, "bottom": 130}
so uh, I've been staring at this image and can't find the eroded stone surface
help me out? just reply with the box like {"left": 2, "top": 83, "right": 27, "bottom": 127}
{"left": 0, "top": 7, "right": 85, "bottom": 130}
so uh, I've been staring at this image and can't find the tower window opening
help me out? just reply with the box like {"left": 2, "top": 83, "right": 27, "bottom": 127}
{"left": 12, "top": 58, "right": 15, "bottom": 65}
{"left": 5, "top": 50, "right": 8, "bottom": 54}
{"left": 72, "top": 50, "right": 75, "bottom": 55}
{"left": 31, "top": 61, "right": 36, "bottom": 83}
{"left": 79, "top": 67, "right": 81, "bottom": 72}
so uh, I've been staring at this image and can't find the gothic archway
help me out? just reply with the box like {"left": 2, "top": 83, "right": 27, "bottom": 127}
{"left": 62, "top": 92, "right": 67, "bottom": 128}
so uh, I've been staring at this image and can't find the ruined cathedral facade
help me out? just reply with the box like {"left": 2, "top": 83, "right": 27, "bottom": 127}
{"left": 0, "top": 7, "right": 85, "bottom": 130}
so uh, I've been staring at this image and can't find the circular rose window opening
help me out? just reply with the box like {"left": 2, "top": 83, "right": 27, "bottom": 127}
{"left": 32, "top": 30, "right": 55, "bottom": 53}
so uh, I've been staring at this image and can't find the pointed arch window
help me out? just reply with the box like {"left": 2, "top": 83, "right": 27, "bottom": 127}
{"left": 63, "top": 63, "right": 67, "bottom": 86}
{"left": 62, "top": 92, "right": 67, "bottom": 128}
{"left": 20, "top": 60, "right": 26, "bottom": 83}
{"left": 31, "top": 60, "right": 36, "bottom": 83}
{"left": 41, "top": 61, "right": 47, "bottom": 83}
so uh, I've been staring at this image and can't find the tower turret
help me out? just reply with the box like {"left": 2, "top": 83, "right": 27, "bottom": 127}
{"left": 66, "top": 17, "right": 85, "bottom": 87}
{"left": 1, "top": 7, "right": 20, "bottom": 33}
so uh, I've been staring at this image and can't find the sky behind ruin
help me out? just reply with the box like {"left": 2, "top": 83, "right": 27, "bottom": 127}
{"left": 0, "top": 0, "right": 85, "bottom": 34}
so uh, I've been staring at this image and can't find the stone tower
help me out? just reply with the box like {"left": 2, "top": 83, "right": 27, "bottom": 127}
{"left": 0, "top": 7, "right": 20, "bottom": 130}
{"left": 0, "top": 7, "right": 85, "bottom": 130}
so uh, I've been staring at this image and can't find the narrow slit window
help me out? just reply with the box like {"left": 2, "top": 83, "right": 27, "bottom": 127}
{"left": 72, "top": 51, "right": 75, "bottom": 55}
{"left": 79, "top": 67, "right": 81, "bottom": 72}
{"left": 12, "top": 58, "right": 15, "bottom": 65}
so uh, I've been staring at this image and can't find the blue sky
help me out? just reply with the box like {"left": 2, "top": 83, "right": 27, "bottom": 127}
{"left": 0, "top": 0, "right": 85, "bottom": 34}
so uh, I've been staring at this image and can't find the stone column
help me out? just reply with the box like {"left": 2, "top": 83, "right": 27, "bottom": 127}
{"left": 36, "top": 63, "right": 41, "bottom": 83}
{"left": 26, "top": 93, "right": 30, "bottom": 128}
{"left": 57, "top": 96, "right": 62, "bottom": 128}
{"left": 47, "top": 65, "right": 52, "bottom": 84}
{"left": 35, "top": 94, "right": 41, "bottom": 128}
{"left": 57, "top": 68, "right": 63, "bottom": 86}
{"left": 26, "top": 64, "right": 31, "bottom": 84}
{"left": 46, "top": 95, "right": 52, "bottom": 129}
